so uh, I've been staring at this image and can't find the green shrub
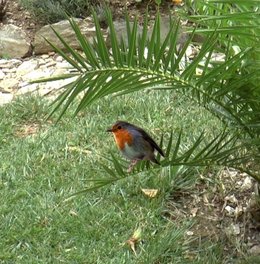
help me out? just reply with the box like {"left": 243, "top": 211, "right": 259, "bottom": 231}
{"left": 19, "top": 0, "right": 97, "bottom": 23}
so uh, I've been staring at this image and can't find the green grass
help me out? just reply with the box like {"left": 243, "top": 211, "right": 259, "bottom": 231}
{"left": 0, "top": 91, "right": 233, "bottom": 263}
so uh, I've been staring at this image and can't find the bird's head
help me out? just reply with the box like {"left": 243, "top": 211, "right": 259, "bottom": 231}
{"left": 106, "top": 121, "right": 130, "bottom": 134}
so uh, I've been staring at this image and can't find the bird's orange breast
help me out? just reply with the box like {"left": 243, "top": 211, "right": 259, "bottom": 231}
{"left": 113, "top": 129, "right": 133, "bottom": 150}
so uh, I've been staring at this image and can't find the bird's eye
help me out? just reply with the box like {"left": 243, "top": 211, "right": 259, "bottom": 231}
{"left": 117, "top": 125, "right": 122, "bottom": 129}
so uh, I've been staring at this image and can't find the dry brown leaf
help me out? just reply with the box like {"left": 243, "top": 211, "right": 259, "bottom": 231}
{"left": 125, "top": 227, "right": 142, "bottom": 256}
{"left": 126, "top": 238, "right": 137, "bottom": 256}
{"left": 202, "top": 193, "right": 209, "bottom": 204}
{"left": 172, "top": 0, "right": 183, "bottom": 5}
{"left": 141, "top": 189, "right": 159, "bottom": 198}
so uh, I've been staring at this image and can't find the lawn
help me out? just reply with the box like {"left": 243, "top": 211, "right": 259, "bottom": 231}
{"left": 0, "top": 91, "right": 249, "bottom": 263}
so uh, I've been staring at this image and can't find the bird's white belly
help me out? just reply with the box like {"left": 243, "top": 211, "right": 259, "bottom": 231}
{"left": 122, "top": 143, "right": 141, "bottom": 160}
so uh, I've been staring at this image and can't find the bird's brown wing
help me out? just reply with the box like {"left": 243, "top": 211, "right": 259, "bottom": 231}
{"left": 134, "top": 125, "right": 165, "bottom": 157}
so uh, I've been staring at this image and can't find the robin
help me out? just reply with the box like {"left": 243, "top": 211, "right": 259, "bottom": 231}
{"left": 107, "top": 121, "right": 165, "bottom": 172}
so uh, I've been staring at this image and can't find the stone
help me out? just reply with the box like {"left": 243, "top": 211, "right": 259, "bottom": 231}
{"left": 106, "top": 20, "right": 143, "bottom": 48}
{"left": 225, "top": 223, "right": 240, "bottom": 236}
{"left": 0, "top": 78, "right": 19, "bottom": 90}
{"left": 249, "top": 245, "right": 260, "bottom": 256}
{"left": 45, "top": 61, "right": 56, "bottom": 68}
{"left": 210, "top": 52, "right": 226, "bottom": 63}
{"left": 56, "top": 61, "right": 72, "bottom": 69}
{"left": 16, "top": 60, "right": 39, "bottom": 76}
{"left": 16, "top": 83, "right": 39, "bottom": 95}
{"left": 224, "top": 205, "right": 235, "bottom": 216}
{"left": 55, "top": 55, "right": 63, "bottom": 62}
{"left": 33, "top": 18, "right": 97, "bottom": 55}
{"left": 107, "top": 16, "right": 190, "bottom": 49}
{"left": 0, "top": 92, "right": 13, "bottom": 105}
{"left": 0, "top": 70, "right": 5, "bottom": 80}
{"left": 42, "top": 76, "right": 78, "bottom": 91}
{"left": 0, "top": 24, "right": 31, "bottom": 58}
{"left": 51, "top": 68, "right": 69, "bottom": 76}
{"left": 21, "top": 68, "right": 54, "bottom": 82}
{"left": 2, "top": 68, "right": 16, "bottom": 73}
{"left": 38, "top": 59, "right": 46, "bottom": 67}
{"left": 0, "top": 58, "right": 22, "bottom": 68}
{"left": 41, "top": 54, "right": 49, "bottom": 59}
{"left": 44, "top": 58, "right": 54, "bottom": 63}
{"left": 241, "top": 176, "right": 252, "bottom": 191}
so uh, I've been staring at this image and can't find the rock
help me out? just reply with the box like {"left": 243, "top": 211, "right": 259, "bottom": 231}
{"left": 56, "top": 61, "right": 72, "bottom": 69}
{"left": 0, "top": 92, "right": 13, "bottom": 105}
{"left": 0, "top": 70, "right": 5, "bottom": 80}
{"left": 0, "top": 24, "right": 31, "bottom": 58}
{"left": 55, "top": 55, "right": 63, "bottom": 62}
{"left": 249, "top": 245, "right": 260, "bottom": 256}
{"left": 38, "top": 59, "right": 46, "bottom": 67}
{"left": 51, "top": 68, "right": 69, "bottom": 76}
{"left": 241, "top": 176, "right": 252, "bottom": 191}
{"left": 210, "top": 52, "right": 226, "bottom": 63}
{"left": 0, "top": 78, "right": 19, "bottom": 90}
{"left": 225, "top": 205, "right": 235, "bottom": 216}
{"left": 1, "top": 68, "right": 16, "bottom": 73}
{"left": 16, "top": 60, "right": 39, "bottom": 77}
{"left": 40, "top": 54, "right": 49, "bottom": 59}
{"left": 107, "top": 16, "right": 190, "bottom": 49}
{"left": 45, "top": 61, "right": 56, "bottom": 68}
{"left": 21, "top": 68, "right": 54, "bottom": 82}
{"left": 225, "top": 223, "right": 240, "bottom": 236}
{"left": 43, "top": 76, "right": 78, "bottom": 90}
{"left": 185, "top": 45, "right": 194, "bottom": 58}
{"left": 33, "top": 18, "right": 97, "bottom": 55}
{"left": 16, "top": 83, "right": 39, "bottom": 95}
{"left": 106, "top": 20, "right": 143, "bottom": 48}
{"left": 0, "top": 58, "right": 22, "bottom": 68}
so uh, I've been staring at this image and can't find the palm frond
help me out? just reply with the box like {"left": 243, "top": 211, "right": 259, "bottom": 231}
{"left": 67, "top": 129, "right": 259, "bottom": 196}
{"left": 31, "top": 9, "right": 256, "bottom": 134}
{"left": 30, "top": 7, "right": 259, "bottom": 190}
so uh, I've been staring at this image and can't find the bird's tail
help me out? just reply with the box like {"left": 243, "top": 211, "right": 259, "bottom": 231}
{"left": 150, "top": 156, "right": 160, "bottom": 165}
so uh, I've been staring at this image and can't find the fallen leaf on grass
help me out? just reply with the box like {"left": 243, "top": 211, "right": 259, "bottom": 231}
{"left": 141, "top": 189, "right": 159, "bottom": 198}
{"left": 172, "top": 0, "right": 183, "bottom": 5}
{"left": 125, "top": 227, "right": 142, "bottom": 256}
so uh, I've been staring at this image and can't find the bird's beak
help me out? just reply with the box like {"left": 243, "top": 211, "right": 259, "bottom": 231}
{"left": 106, "top": 127, "right": 113, "bottom": 132}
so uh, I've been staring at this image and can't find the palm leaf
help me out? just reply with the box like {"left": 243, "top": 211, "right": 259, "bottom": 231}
{"left": 32, "top": 10, "right": 255, "bottom": 134}
{"left": 67, "top": 129, "right": 259, "bottom": 196}
{"left": 30, "top": 8, "right": 259, "bottom": 191}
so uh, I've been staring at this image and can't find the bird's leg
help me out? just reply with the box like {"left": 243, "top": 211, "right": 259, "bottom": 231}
{"left": 127, "top": 159, "right": 138, "bottom": 173}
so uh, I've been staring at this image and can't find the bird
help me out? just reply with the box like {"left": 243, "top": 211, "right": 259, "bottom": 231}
{"left": 107, "top": 121, "right": 165, "bottom": 172}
